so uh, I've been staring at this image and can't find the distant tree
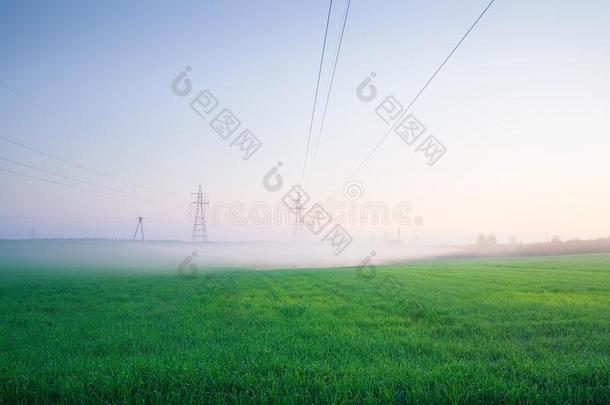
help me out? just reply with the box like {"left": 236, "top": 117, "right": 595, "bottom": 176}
{"left": 486, "top": 233, "right": 497, "bottom": 245}
{"left": 509, "top": 235, "right": 519, "bottom": 245}
{"left": 477, "top": 233, "right": 498, "bottom": 246}
{"left": 551, "top": 235, "right": 562, "bottom": 244}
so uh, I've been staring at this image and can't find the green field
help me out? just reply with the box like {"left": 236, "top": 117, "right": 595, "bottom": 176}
{"left": 1, "top": 253, "right": 610, "bottom": 403}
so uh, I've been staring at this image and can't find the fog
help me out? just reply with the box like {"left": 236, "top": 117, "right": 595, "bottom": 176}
{"left": 0, "top": 240, "right": 456, "bottom": 273}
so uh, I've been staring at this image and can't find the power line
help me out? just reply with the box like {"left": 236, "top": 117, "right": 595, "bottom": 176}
{"left": 0, "top": 165, "right": 187, "bottom": 206}
{"left": 0, "top": 215, "right": 196, "bottom": 225}
{"left": 0, "top": 155, "right": 186, "bottom": 204}
{"left": 0, "top": 135, "right": 183, "bottom": 203}
{"left": 307, "top": 0, "right": 352, "bottom": 185}
{"left": 0, "top": 155, "right": 132, "bottom": 195}
{"left": 300, "top": 0, "right": 334, "bottom": 185}
{"left": 0, "top": 216, "right": 132, "bottom": 222}
{"left": 0, "top": 84, "right": 174, "bottom": 197}
{"left": 0, "top": 135, "right": 123, "bottom": 182}
{"left": 350, "top": 0, "right": 497, "bottom": 177}
{"left": 0, "top": 83, "right": 147, "bottom": 188}
{"left": 0, "top": 166, "right": 121, "bottom": 196}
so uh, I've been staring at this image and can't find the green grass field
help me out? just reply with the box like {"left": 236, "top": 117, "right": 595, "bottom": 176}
{"left": 1, "top": 253, "right": 610, "bottom": 403}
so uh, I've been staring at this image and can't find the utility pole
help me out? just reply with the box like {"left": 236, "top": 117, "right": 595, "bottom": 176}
{"left": 30, "top": 227, "right": 35, "bottom": 240}
{"left": 133, "top": 217, "right": 144, "bottom": 242}
{"left": 191, "top": 185, "right": 209, "bottom": 243}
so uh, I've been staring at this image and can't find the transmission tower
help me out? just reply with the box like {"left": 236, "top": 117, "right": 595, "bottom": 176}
{"left": 191, "top": 185, "right": 209, "bottom": 243}
{"left": 133, "top": 217, "right": 144, "bottom": 242}
{"left": 291, "top": 194, "right": 306, "bottom": 242}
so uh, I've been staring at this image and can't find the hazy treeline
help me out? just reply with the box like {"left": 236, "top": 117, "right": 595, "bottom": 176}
{"left": 452, "top": 238, "right": 610, "bottom": 258}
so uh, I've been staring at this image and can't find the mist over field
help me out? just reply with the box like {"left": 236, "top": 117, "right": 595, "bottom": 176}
{"left": 0, "top": 240, "right": 456, "bottom": 272}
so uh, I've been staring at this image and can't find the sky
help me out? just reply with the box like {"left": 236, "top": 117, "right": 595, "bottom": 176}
{"left": 0, "top": 0, "right": 609, "bottom": 244}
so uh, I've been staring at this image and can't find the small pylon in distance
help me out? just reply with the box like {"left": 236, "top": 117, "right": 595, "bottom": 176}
{"left": 291, "top": 193, "right": 306, "bottom": 242}
{"left": 133, "top": 217, "right": 144, "bottom": 242}
{"left": 191, "top": 185, "right": 209, "bottom": 243}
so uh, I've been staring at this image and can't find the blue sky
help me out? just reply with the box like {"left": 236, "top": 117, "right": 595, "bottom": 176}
{"left": 1, "top": 0, "right": 609, "bottom": 243}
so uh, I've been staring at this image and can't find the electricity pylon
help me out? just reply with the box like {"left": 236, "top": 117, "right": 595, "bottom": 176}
{"left": 133, "top": 217, "right": 144, "bottom": 242}
{"left": 291, "top": 194, "right": 305, "bottom": 242}
{"left": 191, "top": 185, "right": 209, "bottom": 243}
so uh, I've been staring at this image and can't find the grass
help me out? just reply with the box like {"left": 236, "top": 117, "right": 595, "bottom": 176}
{"left": 1, "top": 253, "right": 610, "bottom": 403}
